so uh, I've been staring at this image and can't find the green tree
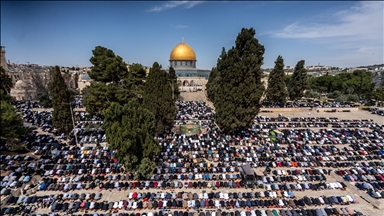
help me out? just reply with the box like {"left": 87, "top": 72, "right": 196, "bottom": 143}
{"left": 0, "top": 66, "right": 13, "bottom": 96}
{"left": 125, "top": 63, "right": 147, "bottom": 99}
{"left": 84, "top": 48, "right": 143, "bottom": 115}
{"left": 103, "top": 100, "right": 160, "bottom": 174}
{"left": 142, "top": 62, "right": 176, "bottom": 133}
{"left": 308, "top": 70, "right": 375, "bottom": 100}
{"left": 304, "top": 89, "right": 320, "bottom": 98}
{"left": 82, "top": 82, "right": 108, "bottom": 116}
{"left": 51, "top": 66, "right": 73, "bottom": 135}
{"left": 88, "top": 46, "right": 128, "bottom": 83}
{"left": 288, "top": 60, "right": 308, "bottom": 100}
{"left": 284, "top": 74, "right": 291, "bottom": 87}
{"left": 373, "top": 86, "right": 384, "bottom": 101}
{"left": 136, "top": 158, "right": 157, "bottom": 179}
{"left": 328, "top": 90, "right": 341, "bottom": 99}
{"left": 206, "top": 67, "right": 219, "bottom": 102}
{"left": 265, "top": 55, "right": 288, "bottom": 104}
{"left": 0, "top": 100, "right": 25, "bottom": 139}
{"left": 168, "top": 66, "right": 180, "bottom": 100}
{"left": 0, "top": 89, "right": 11, "bottom": 102}
{"left": 206, "top": 47, "right": 226, "bottom": 102}
{"left": 213, "top": 28, "right": 265, "bottom": 132}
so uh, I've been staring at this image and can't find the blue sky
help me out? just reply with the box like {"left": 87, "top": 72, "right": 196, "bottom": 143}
{"left": 1, "top": 1, "right": 383, "bottom": 69}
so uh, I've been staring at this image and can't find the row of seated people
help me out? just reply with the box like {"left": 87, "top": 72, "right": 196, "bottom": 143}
{"left": 33, "top": 194, "right": 358, "bottom": 213}
{"left": 1, "top": 207, "right": 363, "bottom": 216}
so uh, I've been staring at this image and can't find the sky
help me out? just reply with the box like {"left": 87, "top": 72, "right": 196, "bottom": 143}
{"left": 1, "top": 1, "right": 383, "bottom": 70}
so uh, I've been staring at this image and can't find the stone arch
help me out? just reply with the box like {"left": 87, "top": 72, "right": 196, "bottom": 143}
{"left": 183, "top": 80, "right": 189, "bottom": 86}
{"left": 177, "top": 80, "right": 182, "bottom": 86}
{"left": 190, "top": 80, "right": 195, "bottom": 86}
{"left": 196, "top": 80, "right": 202, "bottom": 86}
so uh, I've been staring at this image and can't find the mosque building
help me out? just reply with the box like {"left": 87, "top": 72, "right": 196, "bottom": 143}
{"left": 166, "top": 38, "right": 210, "bottom": 90}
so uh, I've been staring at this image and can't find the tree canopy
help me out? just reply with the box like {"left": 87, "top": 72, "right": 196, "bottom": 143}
{"left": 168, "top": 66, "right": 180, "bottom": 100}
{"left": 265, "top": 55, "right": 288, "bottom": 105}
{"left": 308, "top": 70, "right": 375, "bottom": 100}
{"left": 206, "top": 48, "right": 226, "bottom": 102}
{"left": 0, "top": 100, "right": 25, "bottom": 139}
{"left": 88, "top": 46, "right": 128, "bottom": 83}
{"left": 373, "top": 86, "right": 384, "bottom": 101}
{"left": 142, "top": 62, "right": 176, "bottom": 133}
{"left": 288, "top": 60, "right": 308, "bottom": 100}
{"left": 51, "top": 66, "right": 73, "bottom": 135}
{"left": 84, "top": 47, "right": 144, "bottom": 116}
{"left": 103, "top": 100, "right": 160, "bottom": 177}
{"left": 125, "top": 63, "right": 147, "bottom": 99}
{"left": 210, "top": 28, "right": 265, "bottom": 132}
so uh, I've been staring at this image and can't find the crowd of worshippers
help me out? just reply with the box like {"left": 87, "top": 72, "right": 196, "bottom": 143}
{"left": 75, "top": 111, "right": 103, "bottom": 122}
{"left": 73, "top": 96, "right": 85, "bottom": 109}
{"left": 154, "top": 123, "right": 383, "bottom": 171}
{"left": 259, "top": 100, "right": 358, "bottom": 109}
{"left": 254, "top": 116, "right": 382, "bottom": 130}
{"left": 13, "top": 102, "right": 106, "bottom": 146}
{"left": 1, "top": 100, "right": 382, "bottom": 216}
{"left": 176, "top": 101, "right": 215, "bottom": 121}
{"left": 1, "top": 193, "right": 364, "bottom": 216}
{"left": 335, "top": 167, "right": 384, "bottom": 199}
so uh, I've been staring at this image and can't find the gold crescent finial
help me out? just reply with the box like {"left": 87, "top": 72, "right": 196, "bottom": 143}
{"left": 182, "top": 37, "right": 184, "bottom": 43}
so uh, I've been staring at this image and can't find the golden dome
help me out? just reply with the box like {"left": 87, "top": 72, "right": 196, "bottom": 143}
{"left": 170, "top": 39, "right": 196, "bottom": 61}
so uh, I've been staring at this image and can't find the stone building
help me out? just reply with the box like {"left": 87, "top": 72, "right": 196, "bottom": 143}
{"left": 77, "top": 73, "right": 93, "bottom": 93}
{"left": 166, "top": 38, "right": 211, "bottom": 91}
{"left": 10, "top": 79, "right": 36, "bottom": 100}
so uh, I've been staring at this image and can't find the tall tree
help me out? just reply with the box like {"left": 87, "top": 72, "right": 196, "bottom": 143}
{"left": 265, "top": 55, "right": 288, "bottom": 105}
{"left": 123, "top": 63, "right": 147, "bottom": 99}
{"left": 288, "top": 60, "right": 308, "bottom": 100}
{"left": 51, "top": 66, "right": 73, "bottom": 135}
{"left": 206, "top": 47, "right": 226, "bottom": 102}
{"left": 88, "top": 46, "right": 128, "bottom": 83}
{"left": 0, "top": 100, "right": 25, "bottom": 139}
{"left": 142, "top": 62, "right": 176, "bottom": 133}
{"left": 84, "top": 47, "right": 137, "bottom": 115}
{"left": 103, "top": 100, "right": 160, "bottom": 175}
{"left": 373, "top": 86, "right": 384, "bottom": 102}
{"left": 213, "top": 28, "right": 265, "bottom": 132}
{"left": 82, "top": 82, "right": 108, "bottom": 116}
{"left": 136, "top": 158, "right": 157, "bottom": 179}
{"left": 0, "top": 66, "right": 13, "bottom": 96}
{"left": 168, "top": 66, "right": 180, "bottom": 100}
{"left": 206, "top": 67, "right": 219, "bottom": 102}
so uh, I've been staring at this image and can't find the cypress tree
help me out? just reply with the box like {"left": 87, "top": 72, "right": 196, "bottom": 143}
{"left": 142, "top": 62, "right": 176, "bottom": 133}
{"left": 206, "top": 66, "right": 219, "bottom": 102}
{"left": 168, "top": 66, "right": 180, "bottom": 100}
{"left": 214, "top": 28, "right": 265, "bottom": 132}
{"left": 288, "top": 60, "right": 308, "bottom": 100}
{"left": 51, "top": 66, "right": 73, "bottom": 135}
{"left": 265, "top": 55, "right": 288, "bottom": 105}
{"left": 206, "top": 48, "right": 227, "bottom": 103}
